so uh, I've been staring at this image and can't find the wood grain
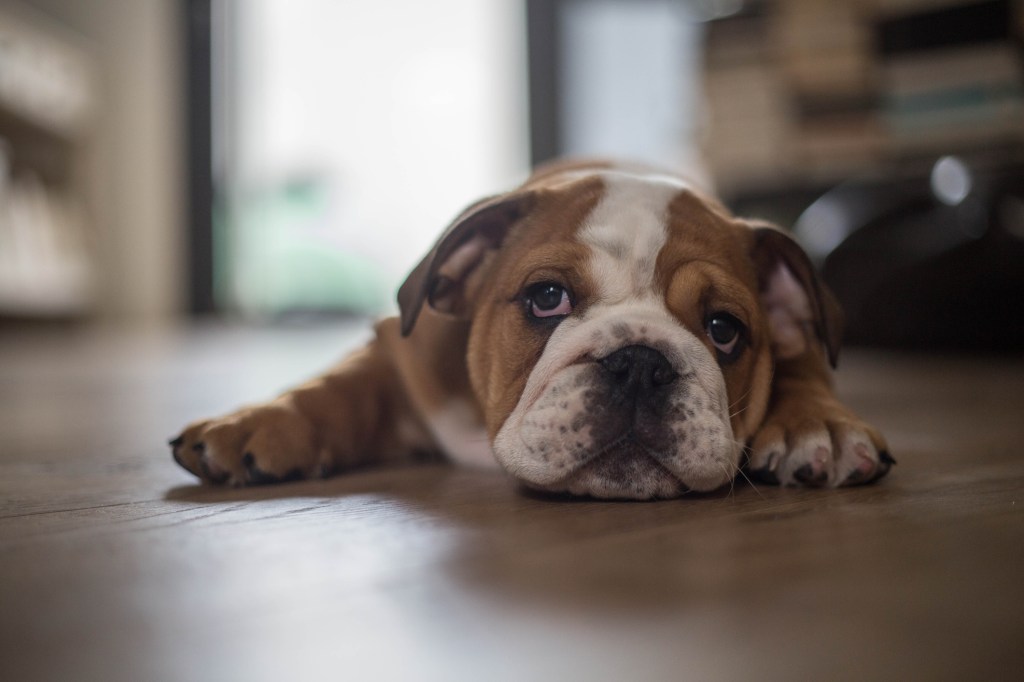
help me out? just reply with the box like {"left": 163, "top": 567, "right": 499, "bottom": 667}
{"left": 1, "top": 322, "right": 1022, "bottom": 681}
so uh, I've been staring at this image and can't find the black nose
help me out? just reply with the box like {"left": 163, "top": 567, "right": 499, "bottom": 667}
{"left": 598, "top": 345, "right": 679, "bottom": 396}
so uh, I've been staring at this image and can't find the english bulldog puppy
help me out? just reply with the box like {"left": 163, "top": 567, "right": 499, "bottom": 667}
{"left": 170, "top": 161, "right": 894, "bottom": 498}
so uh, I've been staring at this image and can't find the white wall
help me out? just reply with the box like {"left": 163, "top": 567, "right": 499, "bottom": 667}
{"left": 559, "top": 0, "right": 706, "bottom": 182}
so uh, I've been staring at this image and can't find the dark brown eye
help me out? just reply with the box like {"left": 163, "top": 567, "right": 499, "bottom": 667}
{"left": 707, "top": 312, "right": 744, "bottom": 358}
{"left": 525, "top": 283, "right": 572, "bottom": 319}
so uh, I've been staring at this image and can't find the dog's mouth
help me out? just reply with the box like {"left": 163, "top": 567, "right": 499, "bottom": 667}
{"left": 527, "top": 433, "right": 691, "bottom": 500}
{"left": 512, "top": 417, "right": 742, "bottom": 500}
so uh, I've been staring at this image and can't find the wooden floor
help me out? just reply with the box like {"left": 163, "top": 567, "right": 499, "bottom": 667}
{"left": 1, "top": 321, "right": 1022, "bottom": 681}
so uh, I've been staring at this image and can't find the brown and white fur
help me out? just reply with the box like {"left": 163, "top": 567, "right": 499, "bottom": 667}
{"left": 170, "top": 161, "right": 893, "bottom": 499}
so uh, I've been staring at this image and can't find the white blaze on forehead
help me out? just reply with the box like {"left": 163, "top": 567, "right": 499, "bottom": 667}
{"left": 578, "top": 171, "right": 689, "bottom": 304}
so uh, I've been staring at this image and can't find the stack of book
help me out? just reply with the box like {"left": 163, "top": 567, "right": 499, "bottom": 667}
{"left": 877, "top": 0, "right": 1024, "bottom": 153}
{"left": 0, "top": 4, "right": 95, "bottom": 317}
{"left": 0, "top": 144, "right": 93, "bottom": 316}
{"left": 701, "top": 0, "right": 1024, "bottom": 197}
{"left": 702, "top": 2, "right": 796, "bottom": 193}
{"left": 777, "top": 0, "right": 884, "bottom": 178}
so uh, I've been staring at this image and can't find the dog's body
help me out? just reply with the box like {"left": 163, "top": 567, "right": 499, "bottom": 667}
{"left": 171, "top": 161, "right": 892, "bottom": 498}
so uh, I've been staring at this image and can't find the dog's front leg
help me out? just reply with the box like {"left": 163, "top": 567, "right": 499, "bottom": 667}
{"left": 169, "top": 335, "right": 430, "bottom": 486}
{"left": 747, "top": 349, "right": 894, "bottom": 488}
{"left": 743, "top": 227, "right": 894, "bottom": 488}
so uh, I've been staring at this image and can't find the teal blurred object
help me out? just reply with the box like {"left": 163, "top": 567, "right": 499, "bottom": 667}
{"left": 217, "top": 176, "right": 390, "bottom": 317}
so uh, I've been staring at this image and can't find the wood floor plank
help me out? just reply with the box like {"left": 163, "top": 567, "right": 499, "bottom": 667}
{"left": 1, "top": 322, "right": 1022, "bottom": 681}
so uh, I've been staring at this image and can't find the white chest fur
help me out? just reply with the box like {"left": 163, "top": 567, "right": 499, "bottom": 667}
{"left": 426, "top": 399, "right": 497, "bottom": 469}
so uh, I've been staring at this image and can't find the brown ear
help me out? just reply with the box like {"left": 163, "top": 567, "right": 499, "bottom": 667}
{"left": 748, "top": 223, "right": 844, "bottom": 367}
{"left": 397, "top": 190, "right": 537, "bottom": 336}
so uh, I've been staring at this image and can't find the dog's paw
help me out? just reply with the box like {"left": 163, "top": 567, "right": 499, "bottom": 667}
{"left": 747, "top": 399, "right": 894, "bottom": 488}
{"left": 169, "top": 401, "right": 324, "bottom": 486}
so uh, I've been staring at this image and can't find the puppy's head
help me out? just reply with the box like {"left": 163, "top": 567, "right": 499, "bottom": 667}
{"left": 399, "top": 165, "right": 841, "bottom": 499}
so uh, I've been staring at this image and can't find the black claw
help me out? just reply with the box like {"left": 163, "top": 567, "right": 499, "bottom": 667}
{"left": 196, "top": 457, "right": 228, "bottom": 485}
{"left": 879, "top": 450, "right": 897, "bottom": 466}
{"left": 242, "top": 452, "right": 276, "bottom": 484}
{"left": 794, "top": 464, "right": 828, "bottom": 486}
{"left": 842, "top": 468, "right": 868, "bottom": 486}
{"left": 280, "top": 468, "right": 304, "bottom": 483}
{"left": 168, "top": 435, "right": 184, "bottom": 448}
{"left": 749, "top": 467, "right": 780, "bottom": 485}
{"left": 245, "top": 461, "right": 280, "bottom": 485}
{"left": 243, "top": 453, "right": 305, "bottom": 486}
{"left": 171, "top": 449, "right": 191, "bottom": 473}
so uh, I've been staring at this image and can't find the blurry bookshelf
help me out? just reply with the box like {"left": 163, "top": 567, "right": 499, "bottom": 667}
{"left": 702, "top": 0, "right": 1024, "bottom": 350}
{"left": 702, "top": 0, "right": 1024, "bottom": 220}
{"left": 0, "top": 3, "right": 95, "bottom": 319}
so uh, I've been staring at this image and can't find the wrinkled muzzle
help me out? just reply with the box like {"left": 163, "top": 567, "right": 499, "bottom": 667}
{"left": 492, "top": 306, "right": 741, "bottom": 499}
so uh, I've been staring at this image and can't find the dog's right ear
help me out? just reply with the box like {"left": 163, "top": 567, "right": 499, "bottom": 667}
{"left": 397, "top": 190, "right": 537, "bottom": 337}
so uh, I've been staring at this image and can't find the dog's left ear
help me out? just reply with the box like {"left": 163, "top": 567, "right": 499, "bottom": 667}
{"left": 747, "top": 222, "right": 844, "bottom": 367}
{"left": 397, "top": 190, "right": 538, "bottom": 337}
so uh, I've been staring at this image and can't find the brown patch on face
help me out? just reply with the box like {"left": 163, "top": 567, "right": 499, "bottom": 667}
{"left": 466, "top": 175, "right": 778, "bottom": 449}
{"left": 655, "top": 191, "right": 774, "bottom": 442}
{"left": 466, "top": 176, "right": 606, "bottom": 437}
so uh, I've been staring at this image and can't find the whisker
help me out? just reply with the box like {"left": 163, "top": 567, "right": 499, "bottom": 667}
{"left": 733, "top": 463, "right": 765, "bottom": 500}
{"left": 732, "top": 441, "right": 765, "bottom": 500}
{"left": 727, "top": 380, "right": 761, "bottom": 421}
{"left": 727, "top": 384, "right": 754, "bottom": 413}
{"left": 728, "top": 363, "right": 778, "bottom": 415}
{"left": 717, "top": 460, "right": 737, "bottom": 498}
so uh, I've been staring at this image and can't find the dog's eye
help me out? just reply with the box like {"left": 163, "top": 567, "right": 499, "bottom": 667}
{"left": 707, "top": 312, "right": 744, "bottom": 358}
{"left": 525, "top": 283, "right": 573, "bottom": 319}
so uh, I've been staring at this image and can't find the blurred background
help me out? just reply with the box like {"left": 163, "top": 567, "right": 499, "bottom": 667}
{"left": 1, "top": 0, "right": 1022, "bottom": 350}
